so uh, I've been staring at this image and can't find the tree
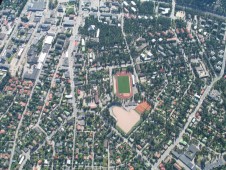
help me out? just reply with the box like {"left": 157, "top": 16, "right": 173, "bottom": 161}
{"left": 137, "top": 1, "right": 154, "bottom": 15}
{"left": 66, "top": 8, "right": 75, "bottom": 15}
{"left": 0, "top": 72, "right": 10, "bottom": 91}
{"left": 21, "top": 15, "right": 29, "bottom": 22}
{"left": 49, "top": 0, "right": 58, "bottom": 9}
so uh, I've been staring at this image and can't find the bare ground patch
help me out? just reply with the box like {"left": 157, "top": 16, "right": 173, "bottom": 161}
{"left": 111, "top": 106, "right": 140, "bottom": 134}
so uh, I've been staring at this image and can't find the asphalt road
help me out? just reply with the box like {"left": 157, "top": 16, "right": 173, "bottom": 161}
{"left": 170, "top": 0, "right": 176, "bottom": 19}
{"left": 68, "top": 2, "right": 83, "bottom": 168}
{"left": 8, "top": 1, "right": 51, "bottom": 168}
{"left": 11, "top": 7, "right": 50, "bottom": 76}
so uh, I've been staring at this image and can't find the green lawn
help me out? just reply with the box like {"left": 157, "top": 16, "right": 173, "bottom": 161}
{"left": 117, "top": 76, "right": 130, "bottom": 93}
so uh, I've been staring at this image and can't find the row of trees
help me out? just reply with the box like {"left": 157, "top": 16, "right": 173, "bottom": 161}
{"left": 49, "top": 0, "right": 58, "bottom": 10}
{"left": 80, "top": 17, "right": 123, "bottom": 49}
{"left": 137, "top": 1, "right": 154, "bottom": 15}
{"left": 124, "top": 16, "right": 172, "bottom": 35}
{"left": 176, "top": 0, "right": 226, "bottom": 16}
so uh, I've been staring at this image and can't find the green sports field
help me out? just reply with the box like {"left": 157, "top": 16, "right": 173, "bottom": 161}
{"left": 117, "top": 76, "right": 130, "bottom": 93}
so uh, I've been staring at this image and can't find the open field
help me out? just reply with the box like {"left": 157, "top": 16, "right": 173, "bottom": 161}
{"left": 117, "top": 76, "right": 130, "bottom": 93}
{"left": 111, "top": 106, "right": 140, "bottom": 134}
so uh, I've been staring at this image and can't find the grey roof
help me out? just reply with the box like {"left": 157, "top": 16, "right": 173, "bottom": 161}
{"left": 63, "top": 40, "right": 70, "bottom": 50}
{"left": 179, "top": 154, "right": 195, "bottom": 170}
{"left": 42, "top": 44, "right": 51, "bottom": 53}
{"left": 185, "top": 151, "right": 196, "bottom": 160}
{"left": 208, "top": 89, "right": 221, "bottom": 101}
{"left": 57, "top": 39, "right": 65, "bottom": 45}
{"left": 63, "top": 20, "right": 74, "bottom": 26}
{"left": 204, "top": 158, "right": 225, "bottom": 170}
{"left": 74, "top": 64, "right": 82, "bottom": 68}
{"left": 0, "top": 63, "right": 9, "bottom": 70}
{"left": 41, "top": 24, "right": 50, "bottom": 30}
{"left": 28, "top": 0, "right": 46, "bottom": 11}
{"left": 23, "top": 68, "right": 39, "bottom": 80}
{"left": 64, "top": 71, "right": 70, "bottom": 78}
{"left": 158, "top": 45, "right": 164, "bottom": 51}
{"left": 100, "top": 13, "right": 112, "bottom": 17}
{"left": 74, "top": 81, "right": 83, "bottom": 86}
{"left": 27, "top": 55, "right": 38, "bottom": 64}
{"left": 78, "top": 120, "right": 85, "bottom": 126}
{"left": 33, "top": 17, "right": 41, "bottom": 23}
{"left": 6, "top": 49, "right": 13, "bottom": 57}
{"left": 161, "top": 52, "right": 167, "bottom": 57}
{"left": 62, "top": 58, "right": 69, "bottom": 67}
{"left": 104, "top": 139, "right": 108, "bottom": 148}
{"left": 168, "top": 50, "right": 174, "bottom": 56}
{"left": 58, "top": 5, "right": 63, "bottom": 12}
{"left": 77, "top": 114, "right": 85, "bottom": 120}
{"left": 171, "top": 150, "right": 180, "bottom": 158}
{"left": 27, "top": 47, "right": 37, "bottom": 56}
{"left": 0, "top": 33, "right": 6, "bottom": 40}
{"left": 188, "top": 144, "right": 199, "bottom": 154}
{"left": 44, "top": 18, "right": 55, "bottom": 24}
{"left": 2, "top": 9, "right": 11, "bottom": 15}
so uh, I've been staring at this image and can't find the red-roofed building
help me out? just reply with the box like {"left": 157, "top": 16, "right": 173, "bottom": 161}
{"left": 155, "top": 32, "right": 161, "bottom": 37}
{"left": 77, "top": 89, "right": 80, "bottom": 95}
{"left": 0, "top": 130, "right": 6, "bottom": 134}
{"left": 181, "top": 28, "right": 184, "bottom": 34}
{"left": 48, "top": 93, "right": 53, "bottom": 101}
{"left": 129, "top": 166, "right": 135, "bottom": 170}
{"left": 185, "top": 28, "right": 190, "bottom": 33}
{"left": 162, "top": 31, "right": 167, "bottom": 36}
{"left": 188, "top": 33, "right": 193, "bottom": 39}
{"left": 159, "top": 163, "right": 164, "bottom": 168}
{"left": 18, "top": 114, "right": 22, "bottom": 120}
{"left": 167, "top": 37, "right": 178, "bottom": 43}
{"left": 174, "top": 163, "right": 182, "bottom": 170}
{"left": 17, "top": 85, "right": 22, "bottom": 89}
{"left": 10, "top": 84, "right": 16, "bottom": 88}
{"left": 20, "top": 102, "right": 27, "bottom": 107}
{"left": 148, "top": 32, "right": 154, "bottom": 37}
{"left": 168, "top": 30, "right": 174, "bottom": 35}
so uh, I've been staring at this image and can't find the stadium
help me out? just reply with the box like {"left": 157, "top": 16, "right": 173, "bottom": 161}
{"left": 113, "top": 71, "right": 133, "bottom": 99}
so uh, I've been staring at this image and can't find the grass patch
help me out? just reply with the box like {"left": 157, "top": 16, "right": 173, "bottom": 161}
{"left": 66, "top": 7, "right": 75, "bottom": 15}
{"left": 7, "top": 54, "right": 15, "bottom": 63}
{"left": 117, "top": 76, "right": 130, "bottom": 93}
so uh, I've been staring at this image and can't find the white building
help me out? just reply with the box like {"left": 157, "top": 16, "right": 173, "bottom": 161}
{"left": 123, "top": 1, "right": 129, "bottom": 7}
{"left": 38, "top": 52, "right": 47, "bottom": 63}
{"left": 131, "top": 1, "right": 136, "bottom": 6}
{"left": 19, "top": 155, "right": 25, "bottom": 165}
{"left": 131, "top": 7, "right": 137, "bottom": 12}
{"left": 176, "top": 11, "right": 186, "bottom": 20}
{"left": 132, "top": 75, "right": 135, "bottom": 86}
{"left": 36, "top": 62, "right": 43, "bottom": 70}
{"left": 18, "top": 48, "right": 24, "bottom": 57}
{"left": 65, "top": 94, "right": 73, "bottom": 99}
{"left": 44, "top": 36, "right": 54, "bottom": 45}
{"left": 96, "top": 28, "right": 100, "bottom": 38}
{"left": 81, "top": 39, "right": 85, "bottom": 46}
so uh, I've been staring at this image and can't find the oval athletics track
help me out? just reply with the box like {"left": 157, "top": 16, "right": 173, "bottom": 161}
{"left": 114, "top": 71, "right": 133, "bottom": 99}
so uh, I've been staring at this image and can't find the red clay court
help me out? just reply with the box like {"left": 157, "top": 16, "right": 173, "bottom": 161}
{"left": 135, "top": 101, "right": 151, "bottom": 114}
